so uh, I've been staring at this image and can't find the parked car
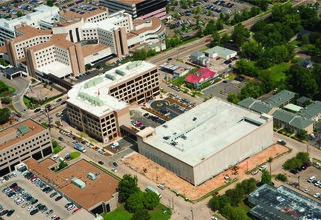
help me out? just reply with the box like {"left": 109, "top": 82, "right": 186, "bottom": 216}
{"left": 277, "top": 139, "right": 286, "bottom": 145}
{"left": 50, "top": 192, "right": 58, "bottom": 198}
{"left": 30, "top": 209, "right": 39, "bottom": 215}
{"left": 55, "top": 196, "right": 63, "bottom": 201}
{"left": 113, "top": 162, "right": 119, "bottom": 167}
{"left": 7, "top": 210, "right": 14, "bottom": 217}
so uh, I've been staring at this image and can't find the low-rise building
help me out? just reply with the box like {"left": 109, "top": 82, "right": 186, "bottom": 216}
{"left": 67, "top": 61, "right": 159, "bottom": 143}
{"left": 24, "top": 158, "right": 119, "bottom": 215}
{"left": 249, "top": 184, "right": 321, "bottom": 219}
{"left": 204, "top": 46, "right": 237, "bottom": 59}
{"left": 160, "top": 63, "right": 190, "bottom": 78}
{"left": 0, "top": 119, "right": 53, "bottom": 176}
{"left": 185, "top": 67, "right": 217, "bottom": 88}
{"left": 190, "top": 51, "right": 210, "bottom": 67}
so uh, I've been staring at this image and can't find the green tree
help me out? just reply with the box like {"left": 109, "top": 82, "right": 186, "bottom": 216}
{"left": 240, "top": 178, "right": 257, "bottom": 195}
{"left": 235, "top": 59, "right": 258, "bottom": 77}
{"left": 210, "top": 31, "right": 220, "bottom": 47}
{"left": 52, "top": 140, "right": 59, "bottom": 148}
{"left": 276, "top": 173, "right": 288, "bottom": 182}
{"left": 267, "top": 157, "right": 273, "bottom": 174}
{"left": 85, "top": 64, "right": 92, "bottom": 71}
{"left": 131, "top": 209, "right": 151, "bottom": 220}
{"left": 261, "top": 169, "right": 272, "bottom": 185}
{"left": 1, "top": 97, "right": 11, "bottom": 104}
{"left": 166, "top": 5, "right": 170, "bottom": 13}
{"left": 0, "top": 108, "right": 10, "bottom": 125}
{"left": 241, "top": 39, "right": 263, "bottom": 60}
{"left": 209, "top": 195, "right": 230, "bottom": 211}
{"left": 296, "top": 130, "right": 308, "bottom": 141}
{"left": 220, "top": 33, "right": 230, "bottom": 44}
{"left": 118, "top": 174, "right": 140, "bottom": 202}
{"left": 227, "top": 93, "right": 240, "bottom": 104}
{"left": 58, "top": 161, "right": 68, "bottom": 170}
{"left": 296, "top": 152, "right": 309, "bottom": 163}
{"left": 231, "top": 24, "right": 250, "bottom": 47}
{"left": 301, "top": 34, "right": 309, "bottom": 45}
{"left": 225, "top": 188, "right": 244, "bottom": 206}
{"left": 196, "top": 6, "right": 200, "bottom": 14}
{"left": 46, "top": 0, "right": 54, "bottom": 6}
{"left": 125, "top": 191, "right": 144, "bottom": 213}
{"left": 95, "top": 63, "right": 102, "bottom": 69}
{"left": 17, "top": 11, "right": 24, "bottom": 17}
{"left": 142, "top": 191, "right": 160, "bottom": 210}
{"left": 250, "top": 6, "right": 260, "bottom": 17}
{"left": 283, "top": 157, "right": 302, "bottom": 170}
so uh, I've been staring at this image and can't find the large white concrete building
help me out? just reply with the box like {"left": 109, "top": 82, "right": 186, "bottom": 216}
{"left": 137, "top": 98, "right": 274, "bottom": 186}
{"left": 0, "top": 5, "right": 60, "bottom": 45}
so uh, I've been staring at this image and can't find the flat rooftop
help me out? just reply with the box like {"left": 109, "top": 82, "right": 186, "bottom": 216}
{"left": 112, "top": 0, "right": 145, "bottom": 5}
{"left": 0, "top": 119, "right": 47, "bottom": 151}
{"left": 67, "top": 61, "right": 157, "bottom": 117}
{"left": 143, "top": 98, "right": 271, "bottom": 166}
{"left": 37, "top": 61, "right": 72, "bottom": 78}
{"left": 249, "top": 184, "right": 321, "bottom": 219}
{"left": 25, "top": 158, "right": 119, "bottom": 210}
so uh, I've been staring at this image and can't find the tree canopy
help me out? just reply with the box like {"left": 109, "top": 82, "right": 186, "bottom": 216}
{"left": 118, "top": 174, "right": 140, "bottom": 202}
{"left": 131, "top": 209, "right": 151, "bottom": 220}
{"left": 125, "top": 191, "right": 144, "bottom": 213}
{"left": 142, "top": 191, "right": 160, "bottom": 210}
{"left": 0, "top": 108, "right": 10, "bottom": 125}
{"left": 261, "top": 169, "right": 272, "bottom": 185}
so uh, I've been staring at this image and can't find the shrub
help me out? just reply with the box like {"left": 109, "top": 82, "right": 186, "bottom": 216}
{"left": 276, "top": 173, "right": 287, "bottom": 182}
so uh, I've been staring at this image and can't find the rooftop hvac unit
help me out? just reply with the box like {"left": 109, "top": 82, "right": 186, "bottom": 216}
{"left": 87, "top": 172, "right": 96, "bottom": 180}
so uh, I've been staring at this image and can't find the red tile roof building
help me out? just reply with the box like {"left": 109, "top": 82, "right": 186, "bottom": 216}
{"left": 185, "top": 68, "right": 217, "bottom": 86}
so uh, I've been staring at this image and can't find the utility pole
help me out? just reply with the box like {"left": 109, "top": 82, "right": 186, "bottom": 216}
{"left": 191, "top": 207, "right": 194, "bottom": 220}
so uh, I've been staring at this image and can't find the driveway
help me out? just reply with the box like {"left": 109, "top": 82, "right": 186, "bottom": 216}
{"left": 0, "top": 74, "right": 29, "bottom": 113}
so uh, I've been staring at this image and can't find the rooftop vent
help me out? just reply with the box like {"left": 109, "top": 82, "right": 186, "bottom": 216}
{"left": 115, "top": 69, "right": 126, "bottom": 76}
{"left": 71, "top": 178, "right": 86, "bottom": 189}
{"left": 105, "top": 74, "right": 116, "bottom": 80}
{"left": 67, "top": 20, "right": 73, "bottom": 23}
{"left": 87, "top": 172, "right": 96, "bottom": 180}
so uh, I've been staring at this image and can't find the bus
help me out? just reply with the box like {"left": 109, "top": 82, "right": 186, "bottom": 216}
{"left": 145, "top": 186, "right": 162, "bottom": 198}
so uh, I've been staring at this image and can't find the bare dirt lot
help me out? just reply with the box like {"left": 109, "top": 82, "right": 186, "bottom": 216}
{"left": 124, "top": 144, "right": 289, "bottom": 200}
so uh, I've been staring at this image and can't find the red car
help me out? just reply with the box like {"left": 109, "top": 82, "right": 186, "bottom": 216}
{"left": 135, "top": 121, "right": 142, "bottom": 127}
{"left": 72, "top": 208, "right": 81, "bottom": 214}
{"left": 30, "top": 176, "right": 37, "bottom": 181}
{"left": 216, "top": 57, "right": 220, "bottom": 60}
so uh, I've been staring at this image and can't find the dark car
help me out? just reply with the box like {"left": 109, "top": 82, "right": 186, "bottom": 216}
{"left": 6, "top": 210, "right": 14, "bottom": 217}
{"left": 143, "top": 113, "right": 149, "bottom": 118}
{"left": 98, "top": 161, "right": 104, "bottom": 165}
{"left": 31, "top": 199, "right": 38, "bottom": 205}
{"left": 30, "top": 209, "right": 39, "bottom": 215}
{"left": 55, "top": 196, "right": 63, "bottom": 201}
{"left": 9, "top": 183, "right": 17, "bottom": 189}
{"left": 34, "top": 108, "right": 41, "bottom": 113}
{"left": 42, "top": 187, "right": 51, "bottom": 192}
{"left": 290, "top": 169, "right": 299, "bottom": 174}
{"left": 113, "top": 162, "right": 119, "bottom": 167}
{"left": 3, "top": 176, "right": 9, "bottom": 181}
{"left": 0, "top": 210, "right": 8, "bottom": 216}
{"left": 56, "top": 98, "right": 62, "bottom": 102}
{"left": 50, "top": 192, "right": 58, "bottom": 198}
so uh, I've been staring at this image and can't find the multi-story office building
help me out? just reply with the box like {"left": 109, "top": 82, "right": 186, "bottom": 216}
{"left": 67, "top": 61, "right": 159, "bottom": 143}
{"left": 0, "top": 119, "right": 53, "bottom": 176}
{"left": 99, "top": 0, "right": 168, "bottom": 20}
{"left": 1, "top": 8, "right": 165, "bottom": 82}
{"left": 0, "top": 5, "right": 59, "bottom": 45}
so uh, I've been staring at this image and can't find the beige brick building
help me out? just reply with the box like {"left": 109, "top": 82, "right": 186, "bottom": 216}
{"left": 67, "top": 61, "right": 159, "bottom": 143}
{"left": 0, "top": 119, "right": 53, "bottom": 176}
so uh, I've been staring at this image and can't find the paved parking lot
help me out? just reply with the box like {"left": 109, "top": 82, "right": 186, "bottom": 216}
{"left": 202, "top": 79, "right": 246, "bottom": 99}
{"left": 286, "top": 166, "right": 321, "bottom": 202}
{"left": 0, "top": 176, "right": 71, "bottom": 220}
{"left": 130, "top": 110, "right": 161, "bottom": 128}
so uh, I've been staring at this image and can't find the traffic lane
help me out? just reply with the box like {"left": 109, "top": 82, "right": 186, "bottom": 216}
{"left": 0, "top": 177, "right": 71, "bottom": 220}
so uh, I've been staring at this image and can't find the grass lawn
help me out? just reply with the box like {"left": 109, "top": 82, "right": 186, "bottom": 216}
{"left": 0, "top": 81, "right": 16, "bottom": 97}
{"left": 101, "top": 204, "right": 171, "bottom": 220}
{"left": 69, "top": 152, "right": 80, "bottom": 160}
{"left": 267, "top": 62, "right": 289, "bottom": 81}
{"left": 53, "top": 146, "right": 63, "bottom": 154}
{"left": 7, "top": 105, "right": 18, "bottom": 113}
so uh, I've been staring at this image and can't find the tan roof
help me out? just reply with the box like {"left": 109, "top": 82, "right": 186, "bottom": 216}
{"left": 16, "top": 57, "right": 27, "bottom": 65}
{"left": 27, "top": 33, "right": 74, "bottom": 52}
{"left": 0, "top": 45, "right": 7, "bottom": 54}
{"left": 13, "top": 26, "right": 52, "bottom": 44}
{"left": 114, "top": 0, "right": 145, "bottom": 4}
{"left": 57, "top": 7, "right": 107, "bottom": 27}
{"left": 25, "top": 158, "right": 119, "bottom": 210}
{"left": 0, "top": 119, "right": 47, "bottom": 151}
{"left": 131, "top": 17, "right": 162, "bottom": 35}
{"left": 81, "top": 43, "right": 109, "bottom": 57}
{"left": 126, "top": 32, "right": 138, "bottom": 39}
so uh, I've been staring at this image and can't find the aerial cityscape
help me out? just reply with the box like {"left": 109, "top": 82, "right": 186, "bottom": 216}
{"left": 0, "top": 0, "right": 321, "bottom": 219}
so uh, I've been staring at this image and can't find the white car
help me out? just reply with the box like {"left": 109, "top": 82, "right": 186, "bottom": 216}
{"left": 27, "top": 206, "right": 34, "bottom": 211}
{"left": 314, "top": 193, "right": 320, "bottom": 198}
{"left": 111, "top": 168, "right": 117, "bottom": 173}
{"left": 0, "top": 177, "right": 5, "bottom": 183}
{"left": 259, "top": 165, "right": 267, "bottom": 171}
{"left": 304, "top": 189, "right": 309, "bottom": 193}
